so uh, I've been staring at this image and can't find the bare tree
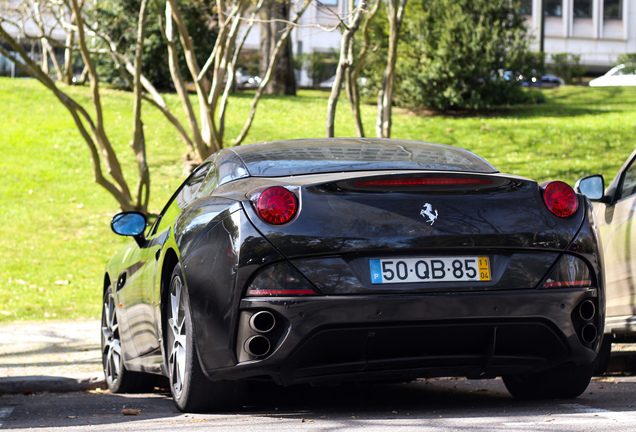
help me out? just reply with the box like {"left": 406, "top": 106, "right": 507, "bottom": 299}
{"left": 0, "top": 0, "right": 150, "bottom": 212}
{"left": 325, "top": 0, "right": 369, "bottom": 137}
{"left": 163, "top": 0, "right": 312, "bottom": 155}
{"left": 376, "top": 0, "right": 407, "bottom": 138}
{"left": 324, "top": 0, "right": 402, "bottom": 139}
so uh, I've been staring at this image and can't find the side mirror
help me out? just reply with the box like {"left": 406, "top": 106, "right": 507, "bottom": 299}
{"left": 111, "top": 212, "right": 147, "bottom": 246}
{"left": 575, "top": 174, "right": 605, "bottom": 201}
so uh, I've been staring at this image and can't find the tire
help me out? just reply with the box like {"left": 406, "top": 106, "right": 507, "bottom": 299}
{"left": 101, "top": 286, "right": 156, "bottom": 393}
{"left": 593, "top": 335, "right": 612, "bottom": 375}
{"left": 164, "top": 264, "right": 245, "bottom": 413}
{"left": 502, "top": 361, "right": 595, "bottom": 400}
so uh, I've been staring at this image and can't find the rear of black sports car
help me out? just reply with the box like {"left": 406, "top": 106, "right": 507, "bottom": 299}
{"left": 177, "top": 139, "right": 604, "bottom": 401}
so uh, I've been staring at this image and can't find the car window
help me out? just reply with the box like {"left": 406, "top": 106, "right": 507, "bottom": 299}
{"left": 150, "top": 162, "right": 213, "bottom": 235}
{"left": 619, "top": 160, "right": 636, "bottom": 200}
{"left": 195, "top": 163, "right": 219, "bottom": 199}
{"left": 194, "top": 150, "right": 249, "bottom": 199}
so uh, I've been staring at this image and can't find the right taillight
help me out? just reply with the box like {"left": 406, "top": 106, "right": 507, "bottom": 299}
{"left": 255, "top": 186, "right": 298, "bottom": 225}
{"left": 542, "top": 254, "right": 592, "bottom": 289}
{"left": 542, "top": 181, "right": 578, "bottom": 218}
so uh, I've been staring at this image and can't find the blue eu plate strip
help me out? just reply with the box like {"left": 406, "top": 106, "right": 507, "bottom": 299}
{"left": 369, "top": 259, "right": 382, "bottom": 284}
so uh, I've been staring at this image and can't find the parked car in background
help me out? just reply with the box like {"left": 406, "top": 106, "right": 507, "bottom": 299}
{"left": 102, "top": 138, "right": 604, "bottom": 412}
{"left": 503, "top": 71, "right": 564, "bottom": 88}
{"left": 577, "top": 150, "right": 636, "bottom": 371}
{"left": 535, "top": 74, "right": 565, "bottom": 88}
{"left": 589, "top": 64, "right": 636, "bottom": 87}
{"left": 521, "top": 74, "right": 564, "bottom": 88}
{"left": 235, "top": 70, "right": 261, "bottom": 88}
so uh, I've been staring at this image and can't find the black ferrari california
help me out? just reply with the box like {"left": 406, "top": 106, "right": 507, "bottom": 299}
{"left": 102, "top": 138, "right": 604, "bottom": 412}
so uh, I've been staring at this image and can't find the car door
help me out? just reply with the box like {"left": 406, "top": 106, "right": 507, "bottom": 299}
{"left": 120, "top": 162, "right": 214, "bottom": 357}
{"left": 601, "top": 157, "right": 636, "bottom": 320}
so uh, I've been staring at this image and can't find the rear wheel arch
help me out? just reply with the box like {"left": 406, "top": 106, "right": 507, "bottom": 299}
{"left": 160, "top": 248, "right": 181, "bottom": 348}
{"left": 103, "top": 273, "right": 112, "bottom": 295}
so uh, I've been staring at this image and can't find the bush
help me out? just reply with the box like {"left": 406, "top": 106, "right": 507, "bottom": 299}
{"left": 298, "top": 51, "right": 337, "bottom": 87}
{"left": 388, "top": 0, "right": 538, "bottom": 111}
{"left": 550, "top": 53, "right": 587, "bottom": 84}
{"left": 617, "top": 53, "right": 636, "bottom": 74}
{"left": 93, "top": 0, "right": 217, "bottom": 90}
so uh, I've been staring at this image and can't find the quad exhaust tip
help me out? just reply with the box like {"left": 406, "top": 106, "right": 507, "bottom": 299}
{"left": 579, "top": 300, "right": 596, "bottom": 321}
{"left": 244, "top": 335, "right": 271, "bottom": 357}
{"left": 249, "top": 310, "right": 276, "bottom": 333}
{"left": 581, "top": 323, "right": 598, "bottom": 344}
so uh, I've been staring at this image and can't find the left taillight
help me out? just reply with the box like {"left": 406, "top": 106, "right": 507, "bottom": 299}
{"left": 542, "top": 181, "right": 578, "bottom": 218}
{"left": 253, "top": 186, "right": 298, "bottom": 225}
{"left": 246, "top": 261, "right": 318, "bottom": 296}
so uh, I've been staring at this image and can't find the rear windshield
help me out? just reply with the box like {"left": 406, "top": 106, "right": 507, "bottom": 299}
{"left": 232, "top": 139, "right": 497, "bottom": 177}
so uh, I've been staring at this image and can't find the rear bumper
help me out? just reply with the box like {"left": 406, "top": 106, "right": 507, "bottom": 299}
{"left": 201, "top": 288, "right": 601, "bottom": 385}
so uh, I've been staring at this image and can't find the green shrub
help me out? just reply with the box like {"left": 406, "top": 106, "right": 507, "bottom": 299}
{"left": 390, "top": 0, "right": 538, "bottom": 111}
{"left": 617, "top": 53, "right": 636, "bottom": 74}
{"left": 550, "top": 53, "right": 587, "bottom": 84}
{"left": 93, "top": 0, "right": 218, "bottom": 90}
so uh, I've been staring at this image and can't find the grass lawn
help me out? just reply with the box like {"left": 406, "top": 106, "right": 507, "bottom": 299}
{"left": 1, "top": 78, "right": 636, "bottom": 322}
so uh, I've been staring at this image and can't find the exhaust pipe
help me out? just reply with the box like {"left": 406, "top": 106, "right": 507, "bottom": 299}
{"left": 244, "top": 335, "right": 271, "bottom": 357}
{"left": 249, "top": 311, "right": 276, "bottom": 333}
{"left": 579, "top": 300, "right": 596, "bottom": 321}
{"left": 581, "top": 323, "right": 598, "bottom": 344}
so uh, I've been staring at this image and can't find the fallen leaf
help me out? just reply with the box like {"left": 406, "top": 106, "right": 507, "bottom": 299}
{"left": 122, "top": 409, "right": 140, "bottom": 416}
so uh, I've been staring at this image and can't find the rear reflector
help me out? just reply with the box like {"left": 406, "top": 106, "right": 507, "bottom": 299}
{"left": 543, "top": 181, "right": 578, "bottom": 218}
{"left": 246, "top": 289, "right": 316, "bottom": 296}
{"left": 354, "top": 177, "right": 492, "bottom": 187}
{"left": 542, "top": 280, "right": 592, "bottom": 288}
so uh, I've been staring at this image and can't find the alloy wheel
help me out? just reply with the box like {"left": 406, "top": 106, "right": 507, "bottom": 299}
{"left": 101, "top": 289, "right": 122, "bottom": 387}
{"left": 168, "top": 273, "right": 187, "bottom": 400}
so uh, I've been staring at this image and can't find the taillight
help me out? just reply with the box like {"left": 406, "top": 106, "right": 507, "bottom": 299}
{"left": 246, "top": 262, "right": 318, "bottom": 296}
{"left": 542, "top": 181, "right": 578, "bottom": 218}
{"left": 542, "top": 254, "right": 592, "bottom": 289}
{"left": 256, "top": 187, "right": 298, "bottom": 225}
{"left": 355, "top": 177, "right": 492, "bottom": 187}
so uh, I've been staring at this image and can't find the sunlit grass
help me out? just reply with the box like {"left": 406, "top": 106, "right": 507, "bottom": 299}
{"left": 1, "top": 78, "right": 635, "bottom": 322}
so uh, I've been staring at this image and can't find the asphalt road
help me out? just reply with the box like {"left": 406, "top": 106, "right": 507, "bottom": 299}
{"left": 2, "top": 376, "right": 636, "bottom": 431}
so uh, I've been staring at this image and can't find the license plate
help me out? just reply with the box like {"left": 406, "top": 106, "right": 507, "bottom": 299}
{"left": 369, "top": 256, "right": 490, "bottom": 284}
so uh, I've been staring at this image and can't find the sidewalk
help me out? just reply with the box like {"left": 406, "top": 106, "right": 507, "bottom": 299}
{"left": 0, "top": 320, "right": 105, "bottom": 394}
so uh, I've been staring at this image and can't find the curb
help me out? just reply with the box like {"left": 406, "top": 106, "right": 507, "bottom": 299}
{"left": 0, "top": 374, "right": 105, "bottom": 395}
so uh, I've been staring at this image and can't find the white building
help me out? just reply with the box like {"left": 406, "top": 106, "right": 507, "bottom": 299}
{"left": 240, "top": 1, "right": 346, "bottom": 86}
{"left": 523, "top": 0, "right": 634, "bottom": 73}
{"left": 0, "top": 1, "right": 67, "bottom": 78}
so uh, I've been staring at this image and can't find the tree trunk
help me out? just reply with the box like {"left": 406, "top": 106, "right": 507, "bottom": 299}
{"left": 326, "top": 0, "right": 368, "bottom": 137}
{"left": 376, "top": 0, "right": 407, "bottom": 138}
{"left": 345, "top": 0, "right": 380, "bottom": 137}
{"left": 131, "top": 0, "right": 150, "bottom": 212}
{"left": 63, "top": 27, "right": 74, "bottom": 85}
{"left": 235, "top": 0, "right": 311, "bottom": 145}
{"left": 260, "top": 0, "right": 296, "bottom": 95}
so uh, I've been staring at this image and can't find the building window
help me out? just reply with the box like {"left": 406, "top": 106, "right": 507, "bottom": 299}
{"left": 318, "top": 0, "right": 338, "bottom": 5}
{"left": 544, "top": 0, "right": 563, "bottom": 17}
{"left": 519, "top": 0, "right": 532, "bottom": 15}
{"left": 604, "top": 0, "right": 622, "bottom": 20}
{"left": 573, "top": 0, "right": 592, "bottom": 18}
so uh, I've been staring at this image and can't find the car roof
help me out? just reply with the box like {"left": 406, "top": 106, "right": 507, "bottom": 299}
{"left": 224, "top": 138, "right": 497, "bottom": 177}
